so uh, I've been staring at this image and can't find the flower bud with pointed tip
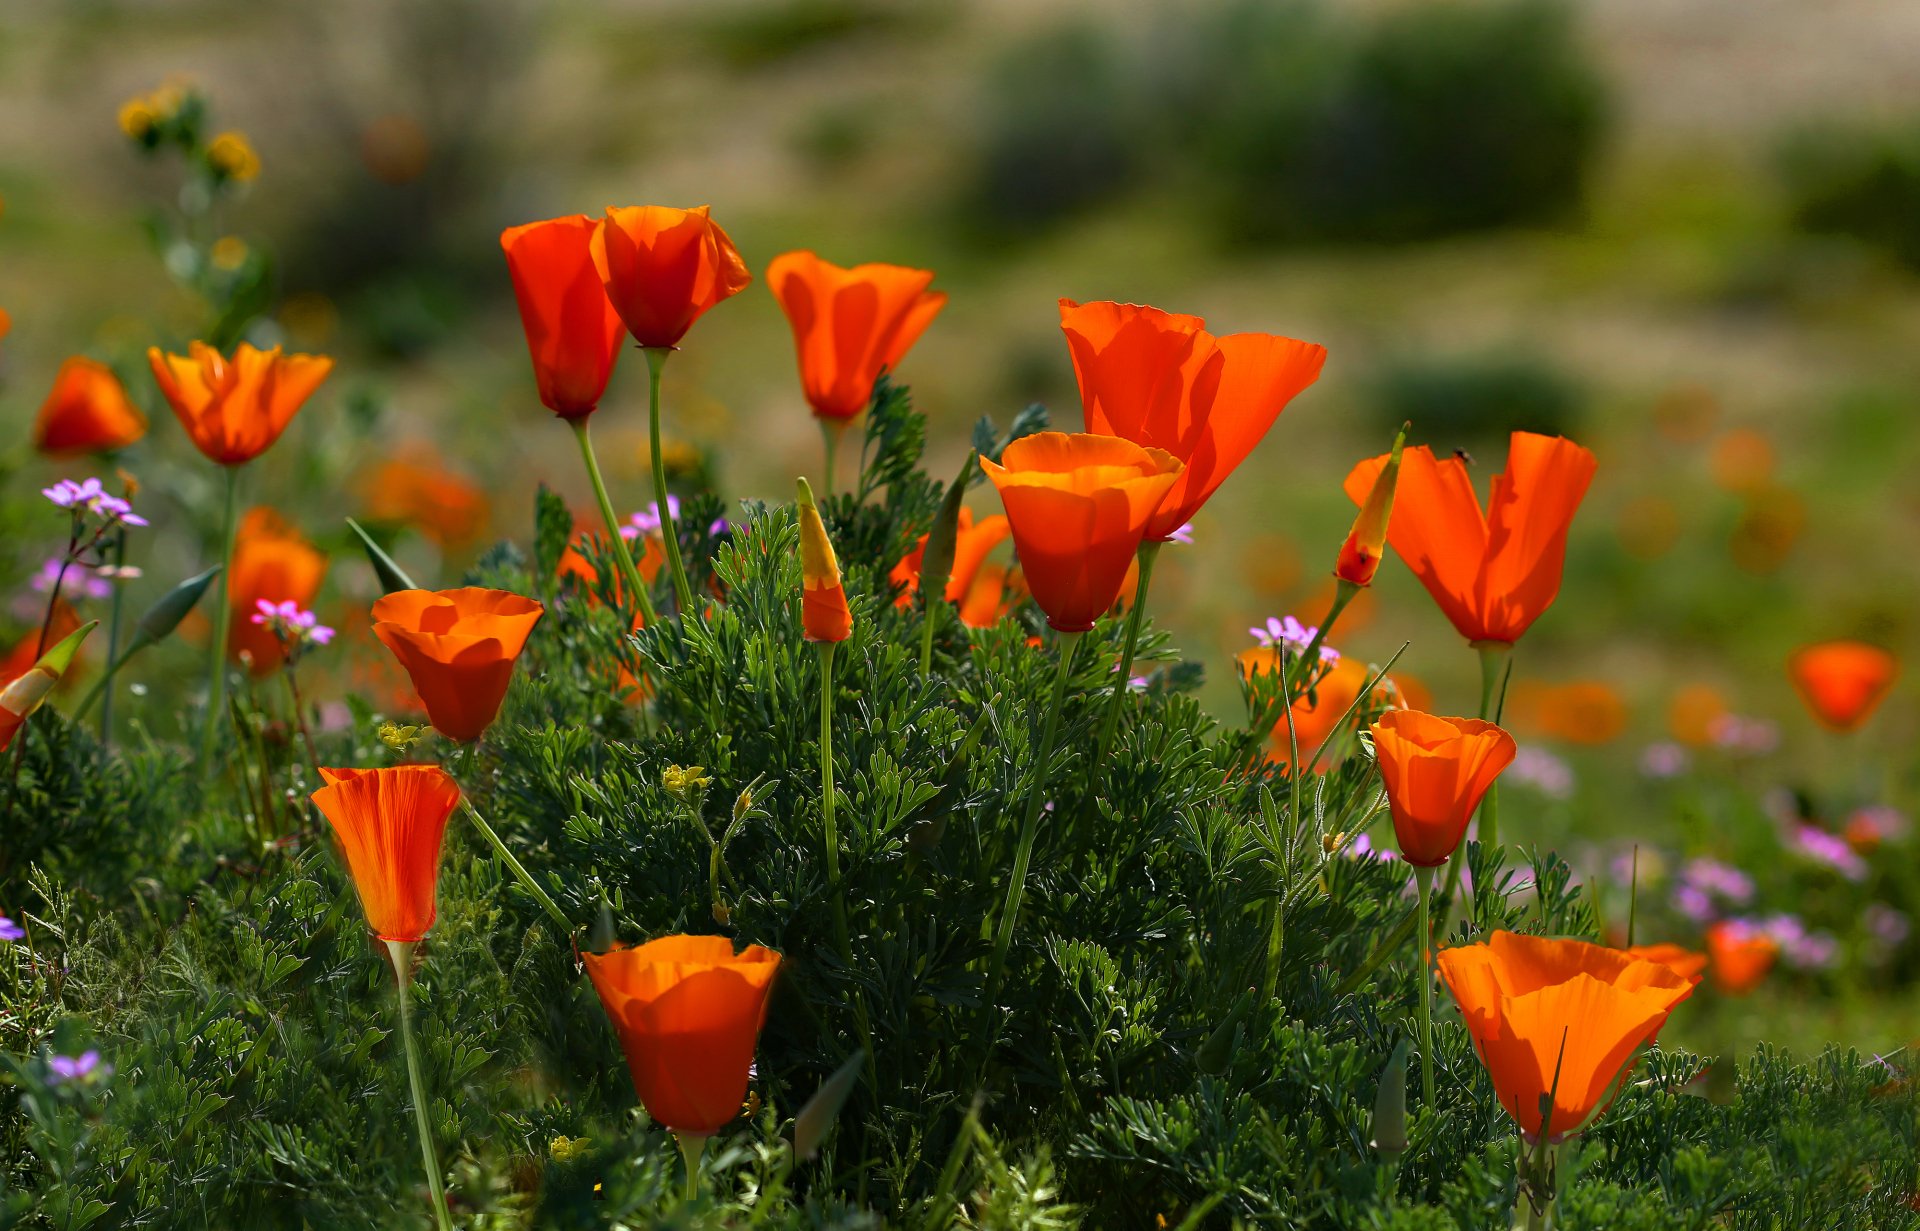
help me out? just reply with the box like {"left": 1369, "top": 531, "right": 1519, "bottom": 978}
{"left": 1336, "top": 424, "right": 1406, "bottom": 587}
{"left": 795, "top": 478, "right": 851, "bottom": 643}
{"left": 0, "top": 621, "right": 97, "bottom": 750}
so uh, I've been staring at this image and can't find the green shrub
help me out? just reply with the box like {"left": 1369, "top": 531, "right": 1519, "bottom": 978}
{"left": 1369, "top": 350, "right": 1585, "bottom": 444}
{"left": 1779, "top": 121, "right": 1920, "bottom": 270}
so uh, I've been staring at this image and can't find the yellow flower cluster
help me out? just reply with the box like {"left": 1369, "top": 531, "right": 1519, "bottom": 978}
{"left": 117, "top": 82, "right": 187, "bottom": 142}
{"left": 661, "top": 763, "right": 713, "bottom": 799}
{"left": 207, "top": 131, "right": 260, "bottom": 182}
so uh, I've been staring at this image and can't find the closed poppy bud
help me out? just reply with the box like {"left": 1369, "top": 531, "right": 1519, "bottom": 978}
{"left": 890, "top": 506, "right": 1010, "bottom": 610}
{"left": 501, "top": 215, "right": 626, "bottom": 419}
{"left": 1787, "top": 640, "right": 1898, "bottom": 733}
{"left": 372, "top": 587, "right": 544, "bottom": 743}
{"left": 979, "top": 432, "right": 1182, "bottom": 633}
{"left": 1437, "top": 931, "right": 1695, "bottom": 1143}
{"left": 0, "top": 621, "right": 97, "bottom": 751}
{"left": 581, "top": 935, "right": 782, "bottom": 1135}
{"left": 1335, "top": 424, "right": 1405, "bottom": 586}
{"left": 227, "top": 509, "right": 326, "bottom": 675}
{"left": 147, "top": 341, "right": 332, "bottom": 466}
{"left": 34, "top": 357, "right": 148, "bottom": 455}
{"left": 794, "top": 478, "right": 851, "bottom": 642}
{"left": 1624, "top": 942, "right": 1707, "bottom": 985}
{"left": 310, "top": 765, "right": 462, "bottom": 943}
{"left": 767, "top": 251, "right": 946, "bottom": 421}
{"left": 590, "top": 205, "right": 751, "bottom": 349}
{"left": 1369, "top": 710, "right": 1517, "bottom": 867}
{"left": 1704, "top": 919, "right": 1777, "bottom": 996}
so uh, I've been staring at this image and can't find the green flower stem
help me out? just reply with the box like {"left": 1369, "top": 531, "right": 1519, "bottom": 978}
{"left": 1414, "top": 865, "right": 1437, "bottom": 1109}
{"left": 1285, "top": 579, "right": 1357, "bottom": 705}
{"left": 678, "top": 1132, "right": 708, "bottom": 1203}
{"left": 1095, "top": 541, "right": 1160, "bottom": 770}
{"left": 819, "top": 641, "right": 853, "bottom": 964}
{"left": 820, "top": 417, "right": 849, "bottom": 499}
{"left": 99, "top": 530, "right": 126, "bottom": 745}
{"left": 1474, "top": 642, "right": 1511, "bottom": 851}
{"left": 918, "top": 594, "right": 940, "bottom": 677}
{"left": 386, "top": 940, "right": 454, "bottom": 1231}
{"left": 200, "top": 464, "right": 241, "bottom": 768}
{"left": 461, "top": 796, "right": 570, "bottom": 934}
{"left": 570, "top": 417, "right": 658, "bottom": 627}
{"left": 643, "top": 347, "right": 696, "bottom": 617}
{"left": 984, "top": 631, "right": 1081, "bottom": 1004}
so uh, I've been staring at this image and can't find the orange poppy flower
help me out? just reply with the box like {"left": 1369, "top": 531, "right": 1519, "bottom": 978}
{"left": 372, "top": 587, "right": 544, "bottom": 743}
{"left": 1343, "top": 432, "right": 1596, "bottom": 646}
{"left": 1369, "top": 710, "right": 1517, "bottom": 867}
{"left": 1508, "top": 680, "right": 1628, "bottom": 746}
{"left": 958, "top": 563, "right": 1026, "bottom": 630}
{"left": 795, "top": 479, "right": 851, "bottom": 643}
{"left": 1060, "top": 299, "right": 1324, "bottom": 543}
{"left": 1667, "top": 684, "right": 1729, "bottom": 748}
{"left": 590, "top": 206, "right": 751, "bottom": 350}
{"left": 1623, "top": 942, "right": 1708, "bottom": 985}
{"left": 147, "top": 341, "right": 332, "bottom": 466}
{"left": 890, "top": 507, "right": 1011, "bottom": 609}
{"left": 228, "top": 508, "right": 327, "bottom": 674}
{"left": 309, "top": 765, "right": 462, "bottom": 943}
{"left": 1238, "top": 654, "right": 1392, "bottom": 771}
{"left": 767, "top": 251, "right": 946, "bottom": 421}
{"left": 1787, "top": 640, "right": 1898, "bottom": 733}
{"left": 501, "top": 215, "right": 627, "bottom": 419}
{"left": 33, "top": 357, "right": 147, "bottom": 455}
{"left": 581, "top": 934, "right": 782, "bottom": 1135}
{"left": 357, "top": 455, "right": 490, "bottom": 548}
{"left": 558, "top": 528, "right": 667, "bottom": 606}
{"left": 979, "top": 432, "right": 1182, "bottom": 633}
{"left": 1437, "top": 931, "right": 1695, "bottom": 1143}
{"left": 0, "top": 620, "right": 95, "bottom": 752}
{"left": 1705, "top": 920, "right": 1777, "bottom": 996}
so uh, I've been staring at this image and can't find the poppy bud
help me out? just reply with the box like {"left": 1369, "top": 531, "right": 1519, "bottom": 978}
{"left": 916, "top": 452, "right": 975, "bottom": 612}
{"left": 792, "top": 1051, "right": 865, "bottom": 1161}
{"left": 132, "top": 564, "right": 222, "bottom": 647}
{"left": 0, "top": 621, "right": 97, "bottom": 750}
{"left": 1370, "top": 1038, "right": 1411, "bottom": 1159}
{"left": 794, "top": 478, "right": 851, "bottom": 643}
{"left": 1335, "top": 424, "right": 1406, "bottom": 587}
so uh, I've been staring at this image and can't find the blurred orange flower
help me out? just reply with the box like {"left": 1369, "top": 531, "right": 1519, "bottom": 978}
{"left": 228, "top": 508, "right": 326, "bottom": 674}
{"left": 501, "top": 215, "right": 627, "bottom": 419}
{"left": 591, "top": 206, "right": 750, "bottom": 350}
{"left": 1508, "top": 680, "right": 1628, "bottom": 745}
{"left": 1344, "top": 432, "right": 1595, "bottom": 646}
{"left": 33, "top": 357, "right": 147, "bottom": 455}
{"left": 891, "top": 507, "right": 1010, "bottom": 610}
{"left": 1438, "top": 931, "right": 1695, "bottom": 1142}
{"left": 1239, "top": 653, "right": 1389, "bottom": 771}
{"left": 310, "top": 765, "right": 461, "bottom": 943}
{"left": 581, "top": 935, "right": 781, "bottom": 1135}
{"left": 1787, "top": 640, "right": 1898, "bottom": 733}
{"left": 147, "top": 341, "right": 331, "bottom": 466}
{"left": 357, "top": 455, "right": 489, "bottom": 548}
{"left": 372, "top": 588, "right": 543, "bottom": 743}
{"left": 979, "top": 432, "right": 1181, "bottom": 633}
{"left": 1705, "top": 920, "right": 1778, "bottom": 996}
{"left": 795, "top": 479, "right": 851, "bottom": 643}
{"left": 1370, "top": 710, "right": 1516, "bottom": 867}
{"left": 958, "top": 564, "right": 1026, "bottom": 630}
{"left": 1060, "top": 299, "right": 1324, "bottom": 543}
{"left": 1708, "top": 428, "right": 1774, "bottom": 494}
{"left": 767, "top": 251, "right": 946, "bottom": 421}
{"left": 1667, "top": 684, "right": 1729, "bottom": 747}
{"left": 1624, "top": 942, "right": 1708, "bottom": 985}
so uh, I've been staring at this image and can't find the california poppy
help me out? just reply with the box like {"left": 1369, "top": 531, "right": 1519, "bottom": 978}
{"left": 227, "top": 509, "right": 327, "bottom": 674}
{"left": 1343, "top": 432, "right": 1596, "bottom": 646}
{"left": 356, "top": 455, "right": 490, "bottom": 548}
{"left": 590, "top": 206, "right": 751, "bottom": 350}
{"left": 1704, "top": 919, "right": 1777, "bottom": 996}
{"left": 0, "top": 621, "right": 96, "bottom": 752}
{"left": 978, "top": 432, "right": 1182, "bottom": 633}
{"left": 372, "top": 588, "right": 543, "bottom": 743}
{"left": 501, "top": 215, "right": 627, "bottom": 418}
{"left": 581, "top": 934, "right": 782, "bottom": 1135}
{"left": 1060, "top": 299, "right": 1324, "bottom": 543}
{"left": 34, "top": 357, "right": 147, "bottom": 455}
{"left": 1787, "top": 640, "right": 1898, "bottom": 733}
{"left": 147, "top": 341, "right": 332, "bottom": 466}
{"left": 767, "top": 251, "right": 946, "bottom": 422}
{"left": 795, "top": 479, "right": 851, "bottom": 643}
{"left": 1437, "top": 931, "right": 1695, "bottom": 1142}
{"left": 1508, "top": 680, "right": 1628, "bottom": 746}
{"left": 891, "top": 508, "right": 1011, "bottom": 609}
{"left": 1369, "top": 710, "right": 1517, "bottom": 867}
{"left": 958, "top": 563, "right": 1025, "bottom": 630}
{"left": 1624, "top": 942, "right": 1708, "bottom": 985}
{"left": 1238, "top": 653, "right": 1396, "bottom": 771}
{"left": 1335, "top": 426, "right": 1405, "bottom": 587}
{"left": 310, "top": 765, "right": 462, "bottom": 943}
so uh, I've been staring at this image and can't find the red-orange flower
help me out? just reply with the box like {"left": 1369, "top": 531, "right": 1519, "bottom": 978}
{"left": 767, "top": 251, "right": 946, "bottom": 421}
{"left": 1508, "top": 680, "right": 1628, "bottom": 746}
{"left": 357, "top": 455, "right": 490, "bottom": 548}
{"left": 1624, "top": 943, "right": 1708, "bottom": 985}
{"left": 979, "top": 432, "right": 1182, "bottom": 633}
{"left": 890, "top": 508, "right": 1011, "bottom": 610}
{"left": 372, "top": 588, "right": 544, "bottom": 742}
{"left": 501, "top": 215, "right": 627, "bottom": 418}
{"left": 1061, "top": 299, "right": 1324, "bottom": 543}
{"left": 33, "top": 357, "right": 147, "bottom": 455}
{"left": 1438, "top": 931, "right": 1695, "bottom": 1142}
{"left": 1238, "top": 654, "right": 1400, "bottom": 771}
{"left": 795, "top": 479, "right": 851, "bottom": 642}
{"left": 1787, "top": 640, "right": 1898, "bottom": 733}
{"left": 1335, "top": 427, "right": 1404, "bottom": 586}
{"left": 581, "top": 935, "right": 782, "bottom": 1135}
{"left": 958, "top": 563, "right": 1026, "bottom": 630}
{"left": 1344, "top": 432, "right": 1596, "bottom": 646}
{"left": 228, "top": 508, "right": 327, "bottom": 674}
{"left": 1705, "top": 920, "right": 1778, "bottom": 996}
{"left": 590, "top": 206, "right": 751, "bottom": 350}
{"left": 147, "top": 341, "right": 332, "bottom": 466}
{"left": 309, "top": 765, "right": 462, "bottom": 943}
{"left": 1369, "top": 710, "right": 1516, "bottom": 867}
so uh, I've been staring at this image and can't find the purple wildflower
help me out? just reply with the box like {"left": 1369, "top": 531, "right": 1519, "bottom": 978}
{"left": 1507, "top": 745, "right": 1574, "bottom": 800}
{"left": 1865, "top": 904, "right": 1911, "bottom": 947}
{"left": 1348, "top": 832, "right": 1398, "bottom": 862}
{"left": 47, "top": 1050, "right": 108, "bottom": 1084}
{"left": 1638, "top": 742, "right": 1688, "bottom": 779}
{"left": 621, "top": 496, "right": 681, "bottom": 541}
{"left": 250, "top": 599, "right": 335, "bottom": 650}
{"left": 41, "top": 477, "right": 147, "bottom": 527}
{"left": 30, "top": 558, "right": 113, "bottom": 603}
{"left": 0, "top": 915, "right": 24, "bottom": 943}
{"left": 1166, "top": 522, "right": 1195, "bottom": 545}
{"left": 1790, "top": 825, "right": 1869, "bottom": 882}
{"left": 1248, "top": 615, "right": 1339, "bottom": 663}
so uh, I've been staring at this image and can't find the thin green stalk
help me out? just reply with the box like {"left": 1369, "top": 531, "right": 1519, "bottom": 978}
{"left": 461, "top": 797, "right": 569, "bottom": 934}
{"left": 1284, "top": 580, "right": 1356, "bottom": 706}
{"left": 386, "top": 941, "right": 454, "bottom": 1231}
{"left": 678, "top": 1132, "right": 708, "bottom": 1203}
{"left": 643, "top": 347, "right": 696, "bottom": 616}
{"left": 100, "top": 531, "right": 126, "bottom": 745}
{"left": 1625, "top": 845, "right": 1640, "bottom": 948}
{"left": 200, "top": 465, "right": 241, "bottom": 767}
{"left": 1095, "top": 540, "right": 1160, "bottom": 768}
{"left": 820, "top": 417, "right": 848, "bottom": 499}
{"left": 1414, "top": 865, "right": 1437, "bottom": 1109}
{"left": 819, "top": 641, "right": 852, "bottom": 964}
{"left": 918, "top": 596, "right": 940, "bottom": 677}
{"left": 570, "top": 417, "right": 658, "bottom": 626}
{"left": 1474, "top": 642, "right": 1512, "bottom": 850}
{"left": 984, "top": 632, "right": 1080, "bottom": 1004}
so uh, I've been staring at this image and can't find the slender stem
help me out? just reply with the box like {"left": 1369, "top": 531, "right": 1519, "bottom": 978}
{"left": 570, "top": 417, "right": 658, "bottom": 626}
{"left": 1336, "top": 902, "right": 1419, "bottom": 997}
{"left": 984, "top": 632, "right": 1080, "bottom": 1004}
{"left": 33, "top": 542, "right": 76, "bottom": 660}
{"left": 918, "top": 594, "right": 940, "bottom": 677}
{"left": 818, "top": 641, "right": 854, "bottom": 962}
{"left": 386, "top": 941, "right": 454, "bottom": 1231}
{"left": 1284, "top": 580, "right": 1356, "bottom": 706}
{"left": 461, "top": 796, "right": 569, "bottom": 933}
{"left": 820, "top": 418, "right": 847, "bottom": 499}
{"left": 201, "top": 465, "right": 241, "bottom": 766}
{"left": 643, "top": 348, "right": 696, "bottom": 617}
{"left": 1095, "top": 541, "right": 1160, "bottom": 769}
{"left": 1414, "top": 865, "right": 1437, "bottom": 1109}
{"left": 100, "top": 531, "right": 126, "bottom": 744}
{"left": 678, "top": 1132, "right": 708, "bottom": 1203}
{"left": 1474, "top": 643, "right": 1512, "bottom": 852}
{"left": 1625, "top": 845, "right": 1640, "bottom": 948}
{"left": 283, "top": 665, "right": 320, "bottom": 777}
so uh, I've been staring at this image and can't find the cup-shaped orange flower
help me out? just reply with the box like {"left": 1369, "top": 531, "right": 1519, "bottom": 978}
{"left": 1787, "top": 640, "right": 1898, "bottom": 733}
{"left": 310, "top": 765, "right": 462, "bottom": 943}
{"left": 1335, "top": 426, "right": 1405, "bottom": 586}
{"left": 767, "top": 251, "right": 946, "bottom": 421}
{"left": 795, "top": 478, "right": 851, "bottom": 642}
{"left": 1344, "top": 432, "right": 1596, "bottom": 646}
{"left": 1705, "top": 919, "right": 1778, "bottom": 996}
{"left": 590, "top": 206, "right": 751, "bottom": 350}
{"left": 34, "top": 357, "right": 147, "bottom": 455}
{"left": 979, "top": 432, "right": 1182, "bottom": 633}
{"left": 228, "top": 508, "right": 327, "bottom": 674}
{"left": 372, "top": 588, "right": 544, "bottom": 743}
{"left": 501, "top": 215, "right": 627, "bottom": 419}
{"left": 1060, "top": 299, "right": 1324, "bottom": 543}
{"left": 1369, "top": 710, "right": 1517, "bottom": 867}
{"left": 890, "top": 507, "right": 1011, "bottom": 610}
{"left": 147, "top": 341, "right": 332, "bottom": 466}
{"left": 1623, "top": 942, "right": 1708, "bottom": 985}
{"left": 1437, "top": 931, "right": 1695, "bottom": 1143}
{"left": 581, "top": 935, "right": 782, "bottom": 1135}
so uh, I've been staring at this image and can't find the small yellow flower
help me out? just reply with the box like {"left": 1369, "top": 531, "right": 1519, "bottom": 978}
{"left": 1322, "top": 831, "right": 1346, "bottom": 854}
{"left": 548, "top": 1135, "right": 591, "bottom": 1162}
{"left": 210, "top": 236, "right": 249, "bottom": 271}
{"left": 711, "top": 899, "right": 732, "bottom": 926}
{"left": 733, "top": 787, "right": 753, "bottom": 821}
{"left": 378, "top": 722, "right": 423, "bottom": 751}
{"left": 661, "top": 764, "right": 713, "bottom": 799}
{"left": 742, "top": 1090, "right": 761, "bottom": 1118}
{"left": 207, "top": 131, "right": 260, "bottom": 182}
{"left": 118, "top": 98, "right": 156, "bottom": 141}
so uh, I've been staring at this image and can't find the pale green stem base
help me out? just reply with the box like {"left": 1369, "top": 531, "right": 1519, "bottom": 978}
{"left": 200, "top": 465, "right": 241, "bottom": 768}
{"left": 643, "top": 348, "right": 696, "bottom": 617}
{"left": 1414, "top": 865, "right": 1437, "bottom": 1109}
{"left": 571, "top": 417, "right": 658, "bottom": 626}
{"left": 1095, "top": 541, "right": 1160, "bottom": 769}
{"left": 678, "top": 1132, "right": 708, "bottom": 1203}
{"left": 387, "top": 940, "right": 454, "bottom": 1231}
{"left": 820, "top": 417, "right": 849, "bottom": 499}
